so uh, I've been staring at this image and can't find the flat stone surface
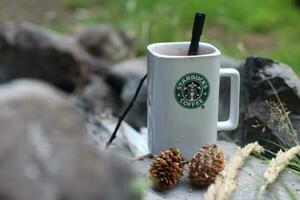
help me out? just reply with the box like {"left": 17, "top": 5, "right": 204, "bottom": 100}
{"left": 133, "top": 141, "right": 300, "bottom": 200}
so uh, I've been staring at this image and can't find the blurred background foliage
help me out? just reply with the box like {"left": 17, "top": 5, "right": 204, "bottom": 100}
{"left": 10, "top": 0, "right": 300, "bottom": 72}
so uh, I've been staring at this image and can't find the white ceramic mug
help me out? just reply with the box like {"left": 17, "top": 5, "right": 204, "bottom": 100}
{"left": 147, "top": 42, "right": 240, "bottom": 158}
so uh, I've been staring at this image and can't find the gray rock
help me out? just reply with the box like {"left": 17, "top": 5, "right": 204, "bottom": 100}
{"left": 134, "top": 141, "right": 300, "bottom": 200}
{"left": 0, "top": 79, "right": 87, "bottom": 141}
{"left": 0, "top": 80, "right": 137, "bottom": 200}
{"left": 0, "top": 23, "right": 86, "bottom": 93}
{"left": 75, "top": 24, "right": 131, "bottom": 63}
{"left": 0, "top": 23, "right": 130, "bottom": 93}
{"left": 221, "top": 57, "right": 300, "bottom": 153}
{"left": 75, "top": 75, "right": 117, "bottom": 114}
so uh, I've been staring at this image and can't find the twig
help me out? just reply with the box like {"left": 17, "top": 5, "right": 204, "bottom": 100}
{"left": 106, "top": 74, "right": 147, "bottom": 148}
{"left": 267, "top": 80, "right": 298, "bottom": 142}
{"left": 204, "top": 142, "right": 263, "bottom": 200}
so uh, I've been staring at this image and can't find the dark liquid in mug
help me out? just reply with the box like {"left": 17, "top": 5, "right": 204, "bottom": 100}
{"left": 155, "top": 45, "right": 214, "bottom": 57}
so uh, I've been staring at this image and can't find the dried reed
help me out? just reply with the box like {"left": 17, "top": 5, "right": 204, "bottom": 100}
{"left": 204, "top": 142, "right": 263, "bottom": 200}
{"left": 258, "top": 145, "right": 300, "bottom": 199}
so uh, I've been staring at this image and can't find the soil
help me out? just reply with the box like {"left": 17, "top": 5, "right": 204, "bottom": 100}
{"left": 0, "top": 0, "right": 70, "bottom": 24}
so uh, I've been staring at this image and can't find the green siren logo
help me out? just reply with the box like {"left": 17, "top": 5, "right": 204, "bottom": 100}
{"left": 174, "top": 72, "right": 210, "bottom": 109}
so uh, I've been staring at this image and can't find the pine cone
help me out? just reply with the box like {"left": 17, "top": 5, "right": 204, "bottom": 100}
{"left": 189, "top": 144, "right": 225, "bottom": 186}
{"left": 149, "top": 148, "right": 185, "bottom": 191}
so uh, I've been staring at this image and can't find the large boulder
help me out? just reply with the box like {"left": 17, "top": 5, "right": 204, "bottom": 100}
{"left": 0, "top": 23, "right": 131, "bottom": 93}
{"left": 220, "top": 57, "right": 300, "bottom": 153}
{"left": 0, "top": 23, "right": 86, "bottom": 93}
{"left": 0, "top": 80, "right": 137, "bottom": 200}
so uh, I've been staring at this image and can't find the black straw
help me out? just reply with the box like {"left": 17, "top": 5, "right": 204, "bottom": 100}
{"left": 188, "top": 12, "right": 206, "bottom": 55}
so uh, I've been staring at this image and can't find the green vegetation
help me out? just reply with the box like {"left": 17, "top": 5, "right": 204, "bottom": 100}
{"left": 53, "top": 0, "right": 300, "bottom": 73}
{"left": 282, "top": 182, "right": 299, "bottom": 200}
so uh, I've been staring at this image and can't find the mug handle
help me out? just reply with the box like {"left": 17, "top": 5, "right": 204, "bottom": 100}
{"left": 217, "top": 68, "right": 240, "bottom": 131}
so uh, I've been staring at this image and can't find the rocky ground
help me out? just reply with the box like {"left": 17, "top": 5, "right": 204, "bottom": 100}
{"left": 0, "top": 23, "right": 299, "bottom": 199}
{"left": 136, "top": 141, "right": 299, "bottom": 200}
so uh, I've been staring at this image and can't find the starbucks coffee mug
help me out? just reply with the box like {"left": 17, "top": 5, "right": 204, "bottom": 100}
{"left": 147, "top": 42, "right": 240, "bottom": 158}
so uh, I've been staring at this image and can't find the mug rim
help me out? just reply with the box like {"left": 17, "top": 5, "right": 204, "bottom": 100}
{"left": 147, "top": 42, "right": 221, "bottom": 59}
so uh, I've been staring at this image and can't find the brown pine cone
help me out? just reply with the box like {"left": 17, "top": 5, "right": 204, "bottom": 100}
{"left": 189, "top": 144, "right": 225, "bottom": 186}
{"left": 149, "top": 148, "right": 186, "bottom": 191}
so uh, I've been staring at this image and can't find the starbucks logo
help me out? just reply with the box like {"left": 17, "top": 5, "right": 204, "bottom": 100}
{"left": 174, "top": 72, "right": 210, "bottom": 109}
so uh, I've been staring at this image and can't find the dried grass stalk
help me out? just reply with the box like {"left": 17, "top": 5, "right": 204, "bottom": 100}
{"left": 266, "top": 100, "right": 298, "bottom": 144}
{"left": 258, "top": 145, "right": 300, "bottom": 198}
{"left": 204, "top": 142, "right": 263, "bottom": 200}
{"left": 267, "top": 80, "right": 297, "bottom": 139}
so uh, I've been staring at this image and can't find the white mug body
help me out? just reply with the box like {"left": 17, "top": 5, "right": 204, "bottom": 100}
{"left": 147, "top": 42, "right": 222, "bottom": 158}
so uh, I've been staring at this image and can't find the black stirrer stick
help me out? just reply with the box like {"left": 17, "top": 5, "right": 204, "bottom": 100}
{"left": 188, "top": 12, "right": 206, "bottom": 55}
